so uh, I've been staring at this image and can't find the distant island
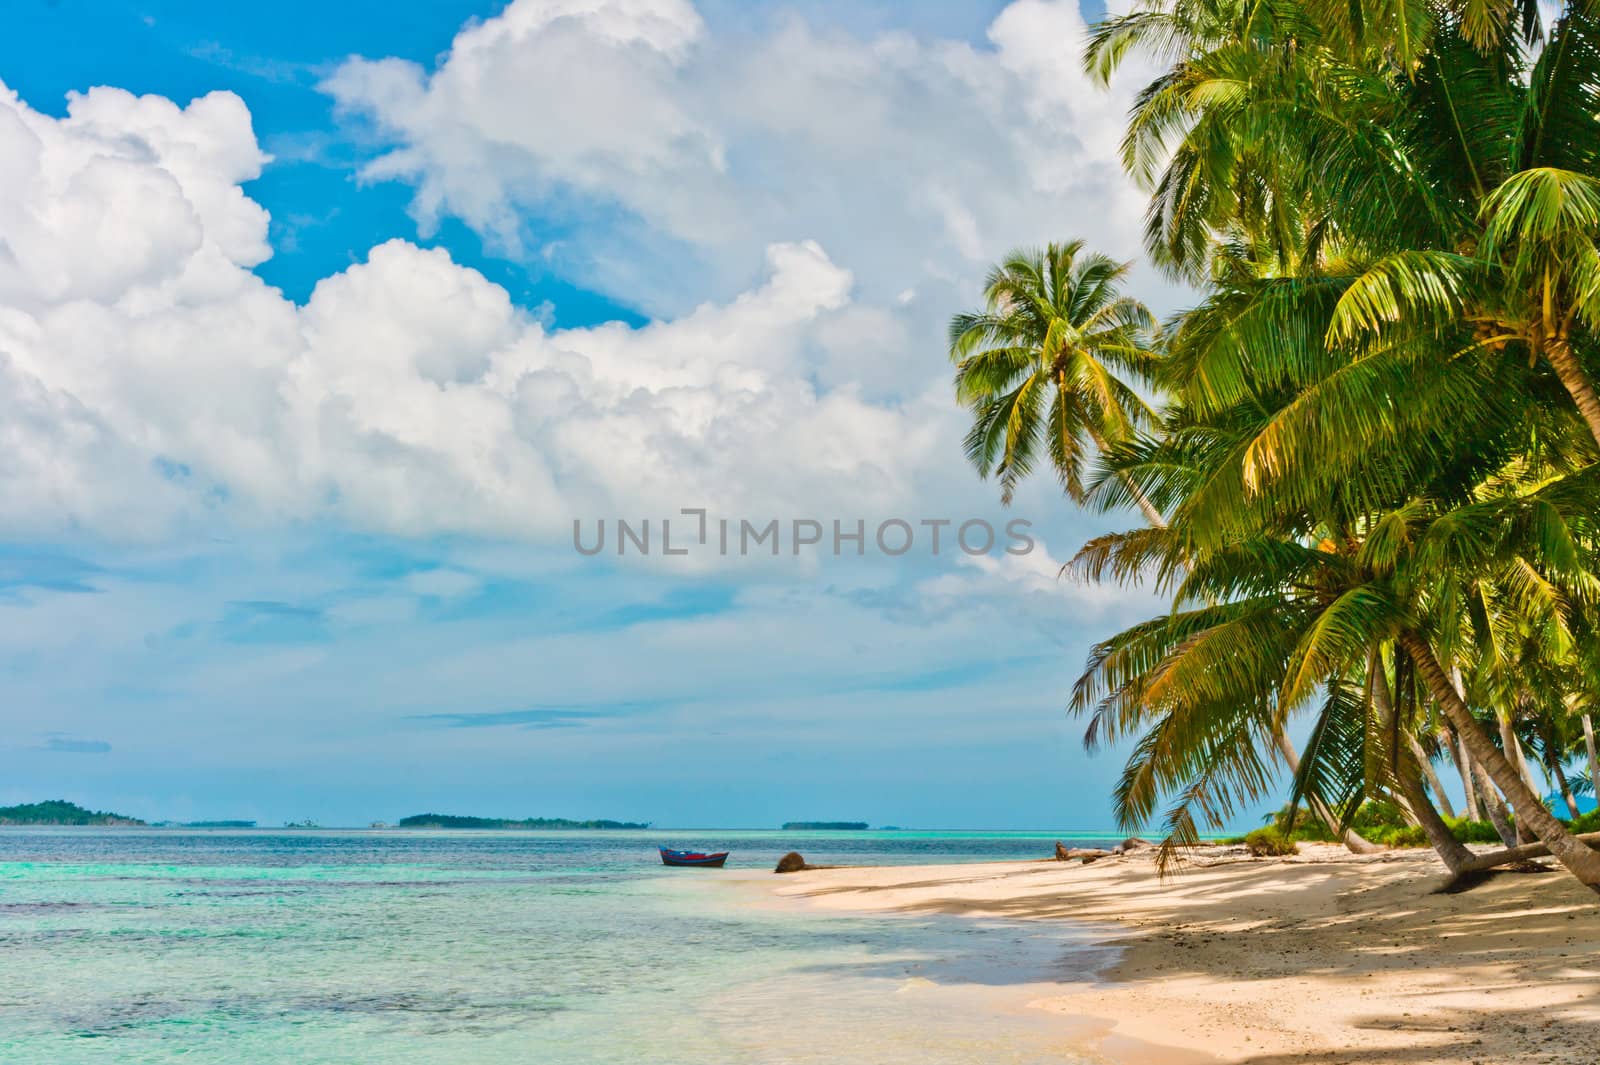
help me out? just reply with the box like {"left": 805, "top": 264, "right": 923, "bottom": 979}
{"left": 0, "top": 800, "right": 145, "bottom": 826}
{"left": 782, "top": 821, "right": 868, "bottom": 831}
{"left": 396, "top": 814, "right": 651, "bottom": 830}
{"left": 184, "top": 820, "right": 256, "bottom": 828}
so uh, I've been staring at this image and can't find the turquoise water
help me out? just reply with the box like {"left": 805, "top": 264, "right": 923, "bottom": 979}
{"left": 0, "top": 829, "right": 1119, "bottom": 1064}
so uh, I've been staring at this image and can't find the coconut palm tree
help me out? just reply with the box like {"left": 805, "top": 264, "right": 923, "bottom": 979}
{"left": 975, "top": 1, "right": 1600, "bottom": 888}
{"left": 949, "top": 242, "right": 1162, "bottom": 520}
{"left": 1072, "top": 457, "right": 1600, "bottom": 887}
{"left": 950, "top": 242, "right": 1385, "bottom": 851}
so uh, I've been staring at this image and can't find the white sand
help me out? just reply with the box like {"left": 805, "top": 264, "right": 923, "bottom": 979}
{"left": 769, "top": 844, "right": 1600, "bottom": 1063}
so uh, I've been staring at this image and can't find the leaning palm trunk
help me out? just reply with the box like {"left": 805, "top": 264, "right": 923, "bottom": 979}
{"left": 1408, "top": 737, "right": 1457, "bottom": 819}
{"left": 1471, "top": 757, "right": 1520, "bottom": 848}
{"left": 1546, "top": 340, "right": 1600, "bottom": 454}
{"left": 1086, "top": 426, "right": 1168, "bottom": 530}
{"left": 1552, "top": 759, "right": 1582, "bottom": 820}
{"left": 1400, "top": 633, "right": 1600, "bottom": 891}
{"left": 1368, "top": 656, "right": 1473, "bottom": 872}
{"left": 1398, "top": 751, "right": 1477, "bottom": 875}
{"left": 1446, "top": 729, "right": 1482, "bottom": 820}
{"left": 1443, "top": 669, "right": 1483, "bottom": 820}
{"left": 1497, "top": 717, "right": 1541, "bottom": 844}
{"left": 1438, "top": 830, "right": 1600, "bottom": 892}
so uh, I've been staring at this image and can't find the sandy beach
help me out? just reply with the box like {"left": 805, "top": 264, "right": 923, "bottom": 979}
{"left": 770, "top": 845, "right": 1600, "bottom": 1064}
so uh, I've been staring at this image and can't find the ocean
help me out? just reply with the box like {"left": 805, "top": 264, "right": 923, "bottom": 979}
{"left": 0, "top": 828, "right": 1123, "bottom": 1064}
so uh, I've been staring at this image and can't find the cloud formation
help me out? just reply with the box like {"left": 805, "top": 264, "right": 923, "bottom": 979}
{"left": 0, "top": 0, "right": 1153, "bottom": 554}
{"left": 325, "top": 0, "right": 1153, "bottom": 312}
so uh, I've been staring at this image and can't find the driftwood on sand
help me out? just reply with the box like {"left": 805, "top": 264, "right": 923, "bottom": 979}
{"left": 1054, "top": 837, "right": 1154, "bottom": 864}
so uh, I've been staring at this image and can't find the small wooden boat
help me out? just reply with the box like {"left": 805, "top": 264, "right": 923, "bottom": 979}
{"left": 659, "top": 847, "right": 729, "bottom": 868}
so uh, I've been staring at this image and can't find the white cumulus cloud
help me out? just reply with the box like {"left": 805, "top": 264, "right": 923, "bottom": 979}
{"left": 0, "top": 0, "right": 1160, "bottom": 550}
{"left": 324, "top": 0, "right": 1161, "bottom": 313}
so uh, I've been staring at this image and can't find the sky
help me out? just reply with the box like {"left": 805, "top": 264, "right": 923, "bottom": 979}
{"left": 0, "top": 0, "right": 1267, "bottom": 831}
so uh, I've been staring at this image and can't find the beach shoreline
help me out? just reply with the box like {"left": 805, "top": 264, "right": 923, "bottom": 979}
{"left": 762, "top": 844, "right": 1599, "bottom": 1064}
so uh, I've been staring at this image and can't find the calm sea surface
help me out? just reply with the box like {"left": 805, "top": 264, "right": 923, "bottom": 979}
{"left": 0, "top": 829, "right": 1123, "bottom": 1064}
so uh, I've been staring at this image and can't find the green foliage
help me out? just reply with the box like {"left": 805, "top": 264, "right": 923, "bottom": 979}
{"left": 1244, "top": 826, "right": 1299, "bottom": 856}
{"left": 1380, "top": 825, "right": 1434, "bottom": 848}
{"left": 1347, "top": 800, "right": 1412, "bottom": 840}
{"left": 1447, "top": 818, "right": 1506, "bottom": 844}
{"left": 1569, "top": 809, "right": 1600, "bottom": 834}
{"left": 949, "top": 0, "right": 1600, "bottom": 882}
{"left": 1273, "top": 802, "right": 1506, "bottom": 847}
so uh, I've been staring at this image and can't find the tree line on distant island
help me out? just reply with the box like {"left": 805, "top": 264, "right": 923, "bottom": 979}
{"left": 0, "top": 800, "right": 145, "bottom": 826}
{"left": 1, "top": 803, "right": 906, "bottom": 833}
{"left": 946, "top": 0, "right": 1600, "bottom": 890}
{"left": 395, "top": 814, "right": 652, "bottom": 830}
{"left": 781, "top": 822, "right": 869, "bottom": 830}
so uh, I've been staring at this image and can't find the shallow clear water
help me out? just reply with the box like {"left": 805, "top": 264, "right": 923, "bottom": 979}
{"left": 0, "top": 829, "right": 1119, "bottom": 1064}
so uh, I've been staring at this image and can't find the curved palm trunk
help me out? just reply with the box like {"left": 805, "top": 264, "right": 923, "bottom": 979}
{"left": 1446, "top": 729, "right": 1482, "bottom": 820}
{"left": 1086, "top": 426, "right": 1168, "bottom": 530}
{"left": 1398, "top": 751, "right": 1477, "bottom": 874}
{"left": 1408, "top": 737, "right": 1457, "bottom": 819}
{"left": 1123, "top": 474, "right": 1167, "bottom": 529}
{"left": 1546, "top": 340, "right": 1600, "bottom": 451}
{"left": 1439, "top": 829, "right": 1600, "bottom": 892}
{"left": 1552, "top": 758, "right": 1582, "bottom": 820}
{"left": 1471, "top": 756, "right": 1520, "bottom": 848}
{"left": 1443, "top": 668, "right": 1483, "bottom": 821}
{"left": 1400, "top": 632, "right": 1600, "bottom": 891}
{"left": 1498, "top": 716, "right": 1541, "bottom": 844}
{"left": 1369, "top": 656, "right": 1473, "bottom": 872}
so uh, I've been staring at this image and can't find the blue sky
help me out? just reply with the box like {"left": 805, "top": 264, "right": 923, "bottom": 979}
{"left": 0, "top": 0, "right": 1276, "bottom": 831}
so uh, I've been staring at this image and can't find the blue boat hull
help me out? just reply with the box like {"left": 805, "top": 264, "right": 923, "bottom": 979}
{"left": 659, "top": 848, "right": 729, "bottom": 868}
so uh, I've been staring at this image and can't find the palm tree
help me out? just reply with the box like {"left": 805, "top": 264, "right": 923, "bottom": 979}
{"left": 1092, "top": 1, "right": 1600, "bottom": 460}
{"left": 1072, "top": 457, "right": 1600, "bottom": 887}
{"left": 950, "top": 242, "right": 1382, "bottom": 851}
{"left": 949, "top": 242, "right": 1162, "bottom": 520}
{"left": 989, "top": 1, "right": 1600, "bottom": 889}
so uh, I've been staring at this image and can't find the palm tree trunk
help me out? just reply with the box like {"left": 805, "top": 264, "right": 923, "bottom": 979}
{"left": 1408, "top": 737, "right": 1457, "bottom": 818}
{"left": 1369, "top": 657, "right": 1473, "bottom": 872}
{"left": 1272, "top": 729, "right": 1385, "bottom": 853}
{"left": 1398, "top": 750, "right": 1477, "bottom": 874}
{"left": 1445, "top": 668, "right": 1484, "bottom": 821}
{"left": 1498, "top": 716, "right": 1541, "bottom": 843}
{"left": 1446, "top": 728, "right": 1482, "bottom": 820}
{"left": 1399, "top": 632, "right": 1600, "bottom": 891}
{"left": 1552, "top": 758, "right": 1582, "bottom": 820}
{"left": 1086, "top": 426, "right": 1169, "bottom": 530}
{"left": 1472, "top": 756, "right": 1520, "bottom": 848}
{"left": 1442, "top": 669, "right": 1515, "bottom": 844}
{"left": 1546, "top": 339, "right": 1600, "bottom": 451}
{"left": 1439, "top": 830, "right": 1600, "bottom": 892}
{"left": 1123, "top": 475, "right": 1167, "bottom": 529}
{"left": 1512, "top": 725, "right": 1543, "bottom": 795}
{"left": 1584, "top": 715, "right": 1600, "bottom": 811}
